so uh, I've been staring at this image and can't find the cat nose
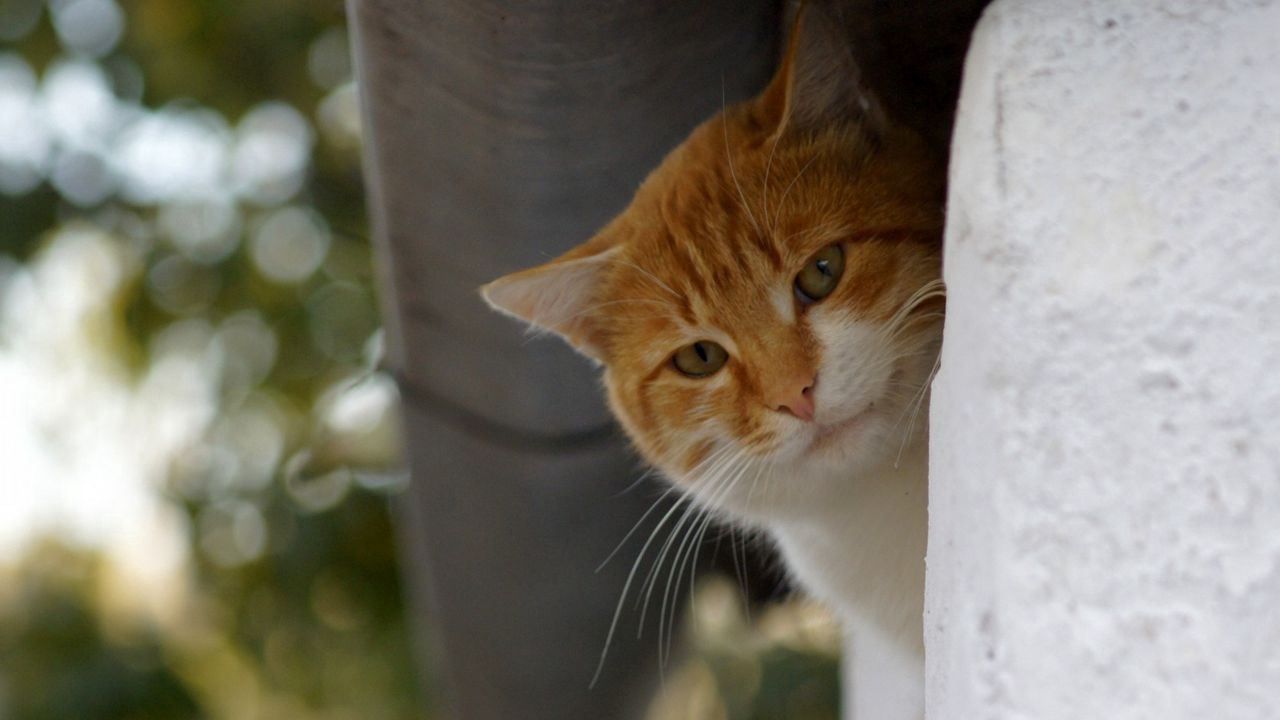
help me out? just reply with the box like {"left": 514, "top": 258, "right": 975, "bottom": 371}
{"left": 771, "top": 374, "right": 816, "bottom": 422}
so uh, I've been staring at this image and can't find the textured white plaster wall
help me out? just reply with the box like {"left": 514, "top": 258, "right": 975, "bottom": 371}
{"left": 927, "top": 1, "right": 1280, "bottom": 718}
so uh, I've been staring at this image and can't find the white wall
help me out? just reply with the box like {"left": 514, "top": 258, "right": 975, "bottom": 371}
{"left": 928, "top": 1, "right": 1280, "bottom": 718}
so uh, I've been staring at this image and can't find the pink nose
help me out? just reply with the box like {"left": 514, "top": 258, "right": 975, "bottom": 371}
{"left": 771, "top": 375, "right": 816, "bottom": 422}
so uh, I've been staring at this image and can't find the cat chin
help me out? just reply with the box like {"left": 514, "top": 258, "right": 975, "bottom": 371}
{"left": 825, "top": 416, "right": 923, "bottom": 472}
{"left": 669, "top": 423, "right": 916, "bottom": 525}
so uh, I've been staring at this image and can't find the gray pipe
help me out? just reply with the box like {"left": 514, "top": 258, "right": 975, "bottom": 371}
{"left": 347, "top": 1, "right": 779, "bottom": 716}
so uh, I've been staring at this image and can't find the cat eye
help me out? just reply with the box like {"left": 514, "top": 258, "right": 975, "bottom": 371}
{"left": 794, "top": 244, "right": 846, "bottom": 304}
{"left": 672, "top": 340, "right": 728, "bottom": 378}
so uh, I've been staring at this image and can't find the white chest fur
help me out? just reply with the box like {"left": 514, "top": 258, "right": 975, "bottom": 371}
{"left": 768, "top": 439, "right": 929, "bottom": 720}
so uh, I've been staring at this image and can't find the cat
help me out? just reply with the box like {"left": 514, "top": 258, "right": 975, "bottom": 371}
{"left": 481, "top": 4, "right": 957, "bottom": 717}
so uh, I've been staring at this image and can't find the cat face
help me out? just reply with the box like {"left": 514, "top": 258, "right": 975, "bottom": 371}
{"left": 483, "top": 7, "right": 946, "bottom": 521}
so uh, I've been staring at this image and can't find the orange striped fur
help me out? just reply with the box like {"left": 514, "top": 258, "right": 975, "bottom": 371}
{"left": 483, "top": 4, "right": 946, "bottom": 519}
{"left": 484, "top": 7, "right": 956, "bottom": 714}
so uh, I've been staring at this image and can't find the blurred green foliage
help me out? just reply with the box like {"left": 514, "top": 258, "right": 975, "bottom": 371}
{"left": 0, "top": 0, "right": 422, "bottom": 717}
{"left": 0, "top": 544, "right": 201, "bottom": 720}
{"left": 652, "top": 578, "right": 840, "bottom": 720}
{"left": 0, "top": 1, "right": 841, "bottom": 718}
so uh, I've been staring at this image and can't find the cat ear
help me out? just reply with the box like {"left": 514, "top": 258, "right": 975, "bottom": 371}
{"left": 761, "top": 3, "right": 885, "bottom": 138}
{"left": 480, "top": 245, "right": 621, "bottom": 362}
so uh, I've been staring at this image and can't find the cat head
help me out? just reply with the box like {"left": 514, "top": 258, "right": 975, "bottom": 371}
{"left": 482, "top": 5, "right": 945, "bottom": 521}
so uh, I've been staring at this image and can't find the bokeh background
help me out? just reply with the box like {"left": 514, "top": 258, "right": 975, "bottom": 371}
{"left": 0, "top": 0, "right": 838, "bottom": 717}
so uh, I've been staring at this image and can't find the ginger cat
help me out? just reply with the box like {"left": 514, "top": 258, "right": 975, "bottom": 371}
{"left": 483, "top": 5, "right": 949, "bottom": 717}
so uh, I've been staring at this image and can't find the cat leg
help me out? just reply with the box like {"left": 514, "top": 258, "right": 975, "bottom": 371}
{"left": 843, "top": 617, "right": 924, "bottom": 720}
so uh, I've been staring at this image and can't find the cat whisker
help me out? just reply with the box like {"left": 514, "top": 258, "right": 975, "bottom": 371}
{"left": 780, "top": 217, "right": 851, "bottom": 246}
{"left": 643, "top": 508, "right": 704, "bottom": 649}
{"left": 597, "top": 478, "right": 678, "bottom": 572}
{"left": 638, "top": 448, "right": 741, "bottom": 631}
{"left": 853, "top": 339, "right": 937, "bottom": 383}
{"left": 591, "top": 491, "right": 694, "bottom": 688}
{"left": 658, "top": 508, "right": 709, "bottom": 665}
{"left": 731, "top": 522, "right": 765, "bottom": 622}
{"left": 612, "top": 464, "right": 664, "bottom": 499}
{"left": 691, "top": 458, "right": 757, "bottom": 627}
{"left": 668, "top": 508, "right": 717, "bottom": 662}
{"left": 654, "top": 449, "right": 743, "bottom": 602}
{"left": 880, "top": 283, "right": 947, "bottom": 340}
{"left": 893, "top": 277, "right": 947, "bottom": 310}
{"left": 891, "top": 352, "right": 942, "bottom": 467}
{"left": 744, "top": 458, "right": 771, "bottom": 515}
{"left": 640, "top": 481, "right": 710, "bottom": 615}
{"left": 591, "top": 444, "right": 736, "bottom": 687}
{"left": 770, "top": 154, "right": 821, "bottom": 236}
{"left": 661, "top": 453, "right": 754, "bottom": 666}
{"left": 561, "top": 298, "right": 673, "bottom": 325}
{"left": 611, "top": 258, "right": 683, "bottom": 301}
{"left": 728, "top": 523, "right": 750, "bottom": 615}
{"left": 721, "top": 86, "right": 764, "bottom": 237}
{"left": 711, "top": 461, "right": 772, "bottom": 619}
{"left": 760, "top": 131, "right": 784, "bottom": 229}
